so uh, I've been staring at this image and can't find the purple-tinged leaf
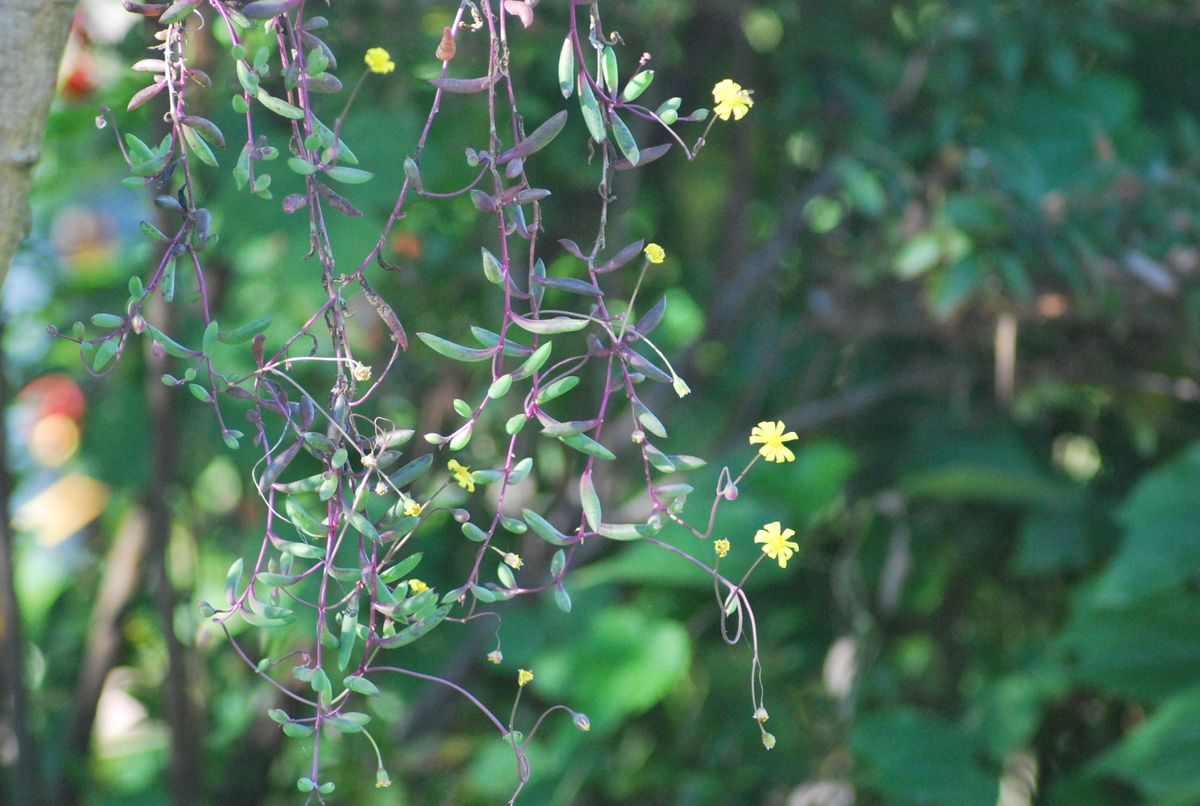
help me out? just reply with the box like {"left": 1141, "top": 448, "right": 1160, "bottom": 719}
{"left": 127, "top": 79, "right": 167, "bottom": 112}
{"left": 533, "top": 275, "right": 601, "bottom": 296}
{"left": 158, "top": 0, "right": 201, "bottom": 25}
{"left": 634, "top": 294, "right": 666, "bottom": 335}
{"left": 314, "top": 181, "right": 361, "bottom": 217}
{"left": 180, "top": 115, "right": 225, "bottom": 148}
{"left": 596, "top": 240, "right": 645, "bottom": 273}
{"left": 558, "top": 239, "right": 587, "bottom": 261}
{"left": 240, "top": 0, "right": 301, "bottom": 20}
{"left": 496, "top": 111, "right": 569, "bottom": 164}
{"left": 429, "top": 75, "right": 499, "bottom": 94}
{"left": 359, "top": 277, "right": 407, "bottom": 349}
{"left": 122, "top": 0, "right": 167, "bottom": 15}
{"left": 615, "top": 143, "right": 671, "bottom": 171}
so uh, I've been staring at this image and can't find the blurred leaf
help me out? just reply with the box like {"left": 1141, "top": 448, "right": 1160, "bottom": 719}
{"left": 1058, "top": 591, "right": 1200, "bottom": 703}
{"left": 1094, "top": 444, "right": 1200, "bottom": 606}
{"left": 535, "top": 607, "right": 690, "bottom": 729}
{"left": 852, "top": 708, "right": 997, "bottom": 804}
{"left": 1090, "top": 686, "right": 1200, "bottom": 800}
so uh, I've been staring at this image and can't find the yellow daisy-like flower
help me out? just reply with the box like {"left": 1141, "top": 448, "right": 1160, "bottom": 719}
{"left": 364, "top": 47, "right": 395, "bottom": 75}
{"left": 408, "top": 578, "right": 429, "bottom": 594}
{"left": 749, "top": 420, "right": 798, "bottom": 463}
{"left": 448, "top": 459, "right": 475, "bottom": 493}
{"left": 712, "top": 78, "right": 754, "bottom": 121}
{"left": 644, "top": 243, "right": 666, "bottom": 264}
{"left": 517, "top": 668, "right": 534, "bottom": 687}
{"left": 403, "top": 500, "right": 424, "bottom": 517}
{"left": 754, "top": 521, "right": 799, "bottom": 569}
{"left": 503, "top": 552, "right": 523, "bottom": 570}
{"left": 714, "top": 538, "right": 731, "bottom": 558}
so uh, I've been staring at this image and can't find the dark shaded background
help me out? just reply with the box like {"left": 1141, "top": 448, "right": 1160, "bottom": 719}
{"left": 7, "top": 0, "right": 1200, "bottom": 803}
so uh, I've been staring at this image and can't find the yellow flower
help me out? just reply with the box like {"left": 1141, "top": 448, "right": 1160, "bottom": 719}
{"left": 714, "top": 538, "right": 731, "bottom": 558}
{"left": 754, "top": 522, "right": 799, "bottom": 569}
{"left": 448, "top": 459, "right": 475, "bottom": 493}
{"left": 408, "top": 578, "right": 429, "bottom": 594}
{"left": 503, "top": 552, "right": 523, "bottom": 570}
{"left": 644, "top": 243, "right": 666, "bottom": 264}
{"left": 517, "top": 668, "right": 534, "bottom": 687}
{"left": 364, "top": 47, "right": 395, "bottom": 75}
{"left": 350, "top": 361, "right": 372, "bottom": 382}
{"left": 712, "top": 78, "right": 754, "bottom": 121}
{"left": 749, "top": 420, "right": 798, "bottom": 463}
{"left": 403, "top": 500, "right": 424, "bottom": 517}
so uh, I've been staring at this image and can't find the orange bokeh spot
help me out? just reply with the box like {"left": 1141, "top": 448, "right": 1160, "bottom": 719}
{"left": 390, "top": 231, "right": 423, "bottom": 260}
{"left": 29, "top": 414, "right": 81, "bottom": 468}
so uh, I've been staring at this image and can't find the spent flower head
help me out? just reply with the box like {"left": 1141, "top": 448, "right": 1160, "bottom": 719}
{"left": 448, "top": 459, "right": 475, "bottom": 493}
{"left": 375, "top": 768, "right": 392, "bottom": 788}
{"left": 712, "top": 78, "right": 754, "bottom": 121}
{"left": 350, "top": 361, "right": 372, "bottom": 382}
{"left": 364, "top": 47, "right": 395, "bottom": 75}
{"left": 503, "top": 552, "right": 523, "bottom": 570}
{"left": 643, "top": 242, "right": 666, "bottom": 264}
{"left": 408, "top": 578, "right": 429, "bottom": 595}
{"left": 517, "top": 668, "right": 534, "bottom": 687}
{"left": 487, "top": 649, "right": 503, "bottom": 664}
{"left": 755, "top": 521, "right": 799, "bottom": 569}
{"left": 749, "top": 420, "right": 798, "bottom": 463}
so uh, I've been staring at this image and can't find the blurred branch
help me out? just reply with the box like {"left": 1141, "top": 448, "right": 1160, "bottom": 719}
{"left": 144, "top": 295, "right": 203, "bottom": 806}
{"left": 0, "top": 0, "right": 77, "bottom": 289}
{"left": 0, "top": 3, "right": 75, "bottom": 797}
{"left": 56, "top": 510, "right": 149, "bottom": 806}
{"left": 780, "top": 364, "right": 962, "bottom": 434}
{"left": 0, "top": 324, "right": 41, "bottom": 804}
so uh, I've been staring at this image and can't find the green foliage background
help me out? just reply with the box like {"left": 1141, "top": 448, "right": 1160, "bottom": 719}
{"left": 9, "top": 0, "right": 1200, "bottom": 803}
